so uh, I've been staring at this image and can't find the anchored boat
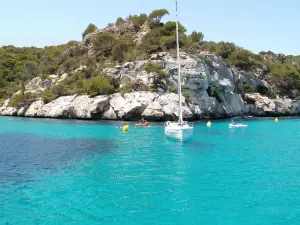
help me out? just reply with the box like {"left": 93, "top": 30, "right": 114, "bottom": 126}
{"left": 164, "top": 0, "right": 194, "bottom": 142}
{"left": 229, "top": 117, "right": 248, "bottom": 128}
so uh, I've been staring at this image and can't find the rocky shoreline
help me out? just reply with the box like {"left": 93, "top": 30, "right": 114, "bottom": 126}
{"left": 0, "top": 91, "right": 299, "bottom": 121}
{"left": 1, "top": 52, "right": 300, "bottom": 121}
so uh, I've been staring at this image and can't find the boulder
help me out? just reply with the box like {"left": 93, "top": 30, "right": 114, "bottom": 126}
{"left": 37, "top": 95, "right": 77, "bottom": 118}
{"left": 158, "top": 93, "right": 193, "bottom": 120}
{"left": 118, "top": 101, "right": 142, "bottom": 120}
{"left": 244, "top": 93, "right": 293, "bottom": 116}
{"left": 111, "top": 92, "right": 158, "bottom": 120}
{"left": 291, "top": 101, "right": 300, "bottom": 115}
{"left": 274, "top": 98, "right": 293, "bottom": 115}
{"left": 188, "top": 104, "right": 202, "bottom": 119}
{"left": 245, "top": 93, "right": 275, "bottom": 113}
{"left": 0, "top": 107, "right": 18, "bottom": 116}
{"left": 110, "top": 93, "right": 127, "bottom": 115}
{"left": 141, "top": 101, "right": 164, "bottom": 121}
{"left": 0, "top": 99, "right": 18, "bottom": 116}
{"left": 17, "top": 107, "right": 27, "bottom": 116}
{"left": 25, "top": 100, "right": 44, "bottom": 117}
{"left": 102, "top": 107, "right": 117, "bottom": 120}
{"left": 68, "top": 95, "right": 109, "bottom": 119}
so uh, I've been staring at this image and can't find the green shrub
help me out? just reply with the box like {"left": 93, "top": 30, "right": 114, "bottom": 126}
{"left": 10, "top": 93, "right": 37, "bottom": 108}
{"left": 183, "top": 91, "right": 191, "bottom": 103}
{"left": 82, "top": 24, "right": 97, "bottom": 39}
{"left": 145, "top": 62, "right": 167, "bottom": 82}
{"left": 112, "top": 37, "right": 135, "bottom": 62}
{"left": 292, "top": 89, "right": 300, "bottom": 99}
{"left": 83, "top": 76, "right": 113, "bottom": 97}
{"left": 123, "top": 50, "right": 139, "bottom": 62}
{"left": 42, "top": 90, "right": 57, "bottom": 103}
{"left": 189, "top": 31, "right": 204, "bottom": 43}
{"left": 236, "top": 83, "right": 255, "bottom": 94}
{"left": 215, "top": 41, "right": 237, "bottom": 59}
{"left": 41, "top": 64, "right": 59, "bottom": 74}
{"left": 127, "top": 13, "right": 148, "bottom": 30}
{"left": 62, "top": 58, "right": 80, "bottom": 74}
{"left": 93, "top": 32, "right": 116, "bottom": 57}
{"left": 168, "top": 87, "right": 178, "bottom": 93}
{"left": 204, "top": 55, "right": 210, "bottom": 65}
{"left": 115, "top": 17, "right": 125, "bottom": 26}
{"left": 50, "top": 83, "right": 72, "bottom": 96}
{"left": 228, "top": 50, "right": 262, "bottom": 71}
{"left": 149, "top": 9, "right": 169, "bottom": 23}
{"left": 207, "top": 85, "right": 222, "bottom": 102}
{"left": 118, "top": 80, "right": 149, "bottom": 93}
{"left": 145, "top": 62, "right": 164, "bottom": 73}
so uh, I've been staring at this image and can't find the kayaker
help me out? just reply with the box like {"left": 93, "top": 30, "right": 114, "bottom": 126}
{"left": 140, "top": 118, "right": 145, "bottom": 124}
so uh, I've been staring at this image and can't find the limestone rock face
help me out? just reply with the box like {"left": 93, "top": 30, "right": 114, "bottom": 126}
{"left": 0, "top": 51, "right": 299, "bottom": 121}
{"left": 0, "top": 99, "right": 18, "bottom": 116}
{"left": 28, "top": 95, "right": 110, "bottom": 119}
{"left": 141, "top": 101, "right": 164, "bottom": 121}
{"left": 25, "top": 77, "right": 52, "bottom": 94}
{"left": 244, "top": 93, "right": 294, "bottom": 116}
{"left": 115, "top": 92, "right": 158, "bottom": 120}
{"left": 25, "top": 100, "right": 44, "bottom": 117}
{"left": 102, "top": 107, "right": 117, "bottom": 120}
{"left": 67, "top": 95, "right": 110, "bottom": 119}
{"left": 157, "top": 93, "right": 193, "bottom": 120}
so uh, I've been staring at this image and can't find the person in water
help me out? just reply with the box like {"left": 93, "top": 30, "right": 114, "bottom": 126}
{"left": 140, "top": 118, "right": 145, "bottom": 124}
{"left": 139, "top": 118, "right": 149, "bottom": 125}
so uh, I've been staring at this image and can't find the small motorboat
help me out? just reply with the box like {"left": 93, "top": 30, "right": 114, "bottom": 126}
{"left": 229, "top": 117, "right": 248, "bottom": 128}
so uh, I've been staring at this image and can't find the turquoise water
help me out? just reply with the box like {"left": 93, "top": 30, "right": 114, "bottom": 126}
{"left": 1, "top": 117, "right": 300, "bottom": 224}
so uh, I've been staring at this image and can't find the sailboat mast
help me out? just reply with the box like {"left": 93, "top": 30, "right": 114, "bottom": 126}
{"left": 175, "top": 0, "right": 183, "bottom": 125}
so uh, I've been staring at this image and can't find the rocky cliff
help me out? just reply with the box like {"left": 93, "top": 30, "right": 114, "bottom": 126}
{"left": 1, "top": 52, "right": 300, "bottom": 121}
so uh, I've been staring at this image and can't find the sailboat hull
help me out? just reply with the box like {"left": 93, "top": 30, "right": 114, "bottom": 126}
{"left": 164, "top": 123, "right": 193, "bottom": 142}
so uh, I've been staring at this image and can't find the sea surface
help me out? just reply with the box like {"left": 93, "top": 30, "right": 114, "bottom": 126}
{"left": 1, "top": 117, "right": 300, "bottom": 225}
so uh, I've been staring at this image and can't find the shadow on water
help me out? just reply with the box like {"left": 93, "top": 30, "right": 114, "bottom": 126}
{"left": 0, "top": 132, "right": 115, "bottom": 185}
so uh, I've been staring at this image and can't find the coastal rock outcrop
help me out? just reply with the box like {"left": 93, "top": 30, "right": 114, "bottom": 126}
{"left": 25, "top": 77, "right": 52, "bottom": 94}
{"left": 0, "top": 100, "right": 18, "bottom": 116}
{"left": 1, "top": 51, "right": 300, "bottom": 121}
{"left": 158, "top": 93, "right": 193, "bottom": 120}
{"left": 244, "top": 93, "right": 298, "bottom": 116}
{"left": 25, "top": 100, "right": 44, "bottom": 117}
{"left": 1, "top": 90, "right": 300, "bottom": 121}
{"left": 141, "top": 101, "right": 164, "bottom": 121}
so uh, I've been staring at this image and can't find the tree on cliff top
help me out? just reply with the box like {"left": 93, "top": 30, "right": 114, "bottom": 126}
{"left": 149, "top": 9, "right": 169, "bottom": 23}
{"left": 190, "top": 31, "right": 204, "bottom": 44}
{"left": 93, "top": 32, "right": 116, "bottom": 58}
{"left": 82, "top": 24, "right": 97, "bottom": 39}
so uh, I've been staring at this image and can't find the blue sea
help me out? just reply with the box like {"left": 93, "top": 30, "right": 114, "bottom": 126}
{"left": 1, "top": 116, "right": 300, "bottom": 225}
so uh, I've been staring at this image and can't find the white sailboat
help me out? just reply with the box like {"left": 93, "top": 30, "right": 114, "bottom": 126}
{"left": 164, "top": 0, "right": 194, "bottom": 142}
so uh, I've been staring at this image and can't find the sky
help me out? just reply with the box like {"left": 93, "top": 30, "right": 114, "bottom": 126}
{"left": 0, "top": 0, "right": 299, "bottom": 55}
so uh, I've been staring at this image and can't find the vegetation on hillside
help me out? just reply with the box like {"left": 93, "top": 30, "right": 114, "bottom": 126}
{"left": 1, "top": 7, "right": 300, "bottom": 108}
